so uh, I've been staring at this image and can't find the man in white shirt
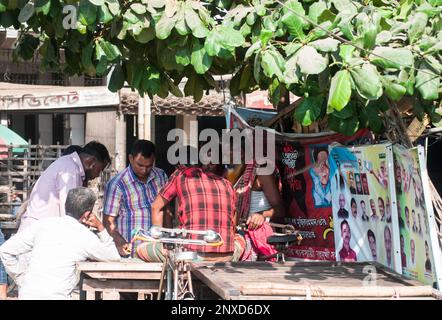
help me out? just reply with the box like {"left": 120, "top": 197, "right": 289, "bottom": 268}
{"left": 19, "top": 141, "right": 111, "bottom": 231}
{"left": 0, "top": 187, "right": 120, "bottom": 300}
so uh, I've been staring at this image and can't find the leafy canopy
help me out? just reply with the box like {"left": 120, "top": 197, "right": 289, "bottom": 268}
{"left": 1, "top": 0, "right": 441, "bottom": 135}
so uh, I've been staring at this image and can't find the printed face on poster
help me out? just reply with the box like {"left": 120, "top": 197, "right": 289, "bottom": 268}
{"left": 329, "top": 144, "right": 400, "bottom": 272}
{"left": 393, "top": 145, "right": 441, "bottom": 288}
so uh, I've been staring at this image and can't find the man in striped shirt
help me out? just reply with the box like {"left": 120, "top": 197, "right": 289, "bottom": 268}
{"left": 103, "top": 140, "right": 168, "bottom": 256}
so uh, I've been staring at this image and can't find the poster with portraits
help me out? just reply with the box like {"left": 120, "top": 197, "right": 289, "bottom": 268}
{"left": 275, "top": 130, "right": 371, "bottom": 261}
{"left": 329, "top": 143, "right": 401, "bottom": 273}
{"left": 393, "top": 145, "right": 442, "bottom": 289}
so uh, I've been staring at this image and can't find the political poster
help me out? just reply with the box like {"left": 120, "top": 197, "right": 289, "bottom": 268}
{"left": 393, "top": 145, "right": 442, "bottom": 288}
{"left": 276, "top": 131, "right": 372, "bottom": 260}
{"left": 329, "top": 143, "right": 401, "bottom": 273}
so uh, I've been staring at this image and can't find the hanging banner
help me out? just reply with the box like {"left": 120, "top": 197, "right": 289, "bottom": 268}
{"left": 393, "top": 145, "right": 442, "bottom": 289}
{"left": 276, "top": 132, "right": 372, "bottom": 261}
{"left": 329, "top": 143, "right": 401, "bottom": 273}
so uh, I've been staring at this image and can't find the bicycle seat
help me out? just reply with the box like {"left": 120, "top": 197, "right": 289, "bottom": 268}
{"left": 267, "top": 234, "right": 298, "bottom": 245}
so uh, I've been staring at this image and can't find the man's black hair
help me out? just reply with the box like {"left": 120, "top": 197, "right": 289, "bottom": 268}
{"left": 62, "top": 145, "right": 83, "bottom": 156}
{"left": 81, "top": 141, "right": 111, "bottom": 165}
{"left": 130, "top": 140, "right": 156, "bottom": 158}
{"left": 367, "top": 229, "right": 375, "bottom": 240}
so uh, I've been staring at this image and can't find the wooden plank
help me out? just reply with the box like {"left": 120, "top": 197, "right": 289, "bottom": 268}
{"left": 239, "top": 283, "right": 435, "bottom": 298}
{"left": 191, "top": 265, "right": 240, "bottom": 300}
{"left": 76, "top": 261, "right": 163, "bottom": 272}
{"left": 82, "top": 271, "right": 162, "bottom": 280}
{"left": 82, "top": 278, "right": 160, "bottom": 292}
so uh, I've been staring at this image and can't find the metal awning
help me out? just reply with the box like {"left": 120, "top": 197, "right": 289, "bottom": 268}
{"left": 0, "top": 82, "right": 119, "bottom": 111}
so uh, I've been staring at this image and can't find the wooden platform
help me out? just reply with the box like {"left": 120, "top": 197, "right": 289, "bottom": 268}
{"left": 191, "top": 261, "right": 441, "bottom": 300}
{"left": 76, "top": 259, "right": 163, "bottom": 300}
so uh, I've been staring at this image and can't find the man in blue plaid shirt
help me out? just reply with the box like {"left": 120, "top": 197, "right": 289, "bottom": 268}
{"left": 0, "top": 230, "right": 7, "bottom": 299}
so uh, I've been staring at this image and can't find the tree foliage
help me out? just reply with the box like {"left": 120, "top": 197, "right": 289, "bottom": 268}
{"left": 1, "top": 0, "right": 441, "bottom": 135}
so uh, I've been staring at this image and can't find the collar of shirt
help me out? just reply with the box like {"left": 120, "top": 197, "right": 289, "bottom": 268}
{"left": 128, "top": 164, "right": 156, "bottom": 184}
{"left": 70, "top": 152, "right": 86, "bottom": 182}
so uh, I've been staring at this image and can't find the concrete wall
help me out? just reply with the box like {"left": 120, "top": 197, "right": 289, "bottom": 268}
{"left": 85, "top": 110, "right": 116, "bottom": 166}
{"left": 69, "top": 114, "right": 85, "bottom": 145}
{"left": 37, "top": 114, "right": 53, "bottom": 145}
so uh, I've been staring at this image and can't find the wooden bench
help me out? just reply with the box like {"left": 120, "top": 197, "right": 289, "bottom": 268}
{"left": 76, "top": 259, "right": 163, "bottom": 300}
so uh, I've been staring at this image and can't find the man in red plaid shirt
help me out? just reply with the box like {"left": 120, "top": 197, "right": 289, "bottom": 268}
{"left": 136, "top": 149, "right": 245, "bottom": 263}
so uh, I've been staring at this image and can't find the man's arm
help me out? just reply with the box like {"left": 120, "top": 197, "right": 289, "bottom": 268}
{"left": 0, "top": 225, "right": 37, "bottom": 283}
{"left": 151, "top": 195, "right": 170, "bottom": 227}
{"left": 82, "top": 213, "right": 120, "bottom": 262}
{"left": 102, "top": 215, "right": 129, "bottom": 256}
{"left": 259, "top": 174, "right": 285, "bottom": 223}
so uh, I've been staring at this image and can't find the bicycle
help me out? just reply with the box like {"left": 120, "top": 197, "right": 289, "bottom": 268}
{"left": 131, "top": 226, "right": 223, "bottom": 300}
{"left": 236, "top": 220, "right": 303, "bottom": 262}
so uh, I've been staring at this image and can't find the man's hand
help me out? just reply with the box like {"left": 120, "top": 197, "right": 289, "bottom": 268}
{"left": 82, "top": 212, "right": 104, "bottom": 232}
{"left": 116, "top": 243, "right": 131, "bottom": 256}
{"left": 246, "top": 213, "right": 265, "bottom": 230}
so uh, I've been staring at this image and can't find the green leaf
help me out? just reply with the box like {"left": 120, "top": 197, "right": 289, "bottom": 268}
{"left": 98, "top": 4, "right": 113, "bottom": 24}
{"left": 339, "top": 44, "right": 355, "bottom": 63}
{"left": 18, "top": 3, "right": 34, "bottom": 22}
{"left": 184, "top": 73, "right": 204, "bottom": 102}
{"left": 382, "top": 77, "right": 406, "bottom": 101}
{"left": 175, "top": 6, "right": 190, "bottom": 35}
{"left": 245, "top": 40, "right": 261, "bottom": 60}
{"left": 328, "top": 113, "right": 360, "bottom": 136}
{"left": 78, "top": 0, "right": 97, "bottom": 26}
{"left": 363, "top": 23, "right": 377, "bottom": 50}
{"left": 294, "top": 95, "right": 324, "bottom": 126}
{"left": 204, "top": 30, "right": 223, "bottom": 56}
{"left": 284, "top": 42, "right": 302, "bottom": 56}
{"left": 131, "top": 3, "right": 146, "bottom": 15}
{"left": 416, "top": 62, "right": 440, "bottom": 100}
{"left": 34, "top": 0, "right": 50, "bottom": 15}
{"left": 106, "top": 0, "right": 120, "bottom": 15}
{"left": 259, "top": 29, "right": 273, "bottom": 47}
{"left": 99, "top": 39, "right": 121, "bottom": 61}
{"left": 408, "top": 12, "right": 428, "bottom": 44}
{"left": 176, "top": 46, "right": 191, "bottom": 66}
{"left": 81, "top": 42, "right": 96, "bottom": 76}
{"left": 309, "top": 38, "right": 340, "bottom": 53}
{"left": 281, "top": 0, "right": 306, "bottom": 40}
{"left": 240, "top": 64, "right": 253, "bottom": 90}
{"left": 308, "top": 1, "right": 327, "bottom": 24}
{"left": 366, "top": 105, "right": 383, "bottom": 133}
{"left": 261, "top": 50, "right": 283, "bottom": 80}
{"left": 328, "top": 70, "right": 351, "bottom": 111}
{"left": 0, "top": 0, "right": 6, "bottom": 13}
{"left": 253, "top": 51, "right": 261, "bottom": 83}
{"left": 108, "top": 64, "right": 125, "bottom": 92}
{"left": 219, "top": 25, "right": 245, "bottom": 48}
{"left": 191, "top": 38, "right": 213, "bottom": 74}
{"left": 184, "top": 5, "right": 208, "bottom": 38}
{"left": 96, "top": 55, "right": 108, "bottom": 76}
{"left": 350, "top": 63, "right": 383, "bottom": 100}
{"left": 134, "top": 28, "right": 155, "bottom": 43}
{"left": 89, "top": 0, "right": 104, "bottom": 5}
{"left": 155, "top": 13, "right": 177, "bottom": 39}
{"left": 375, "top": 30, "right": 391, "bottom": 45}
{"left": 296, "top": 45, "right": 328, "bottom": 75}
{"left": 370, "top": 47, "right": 414, "bottom": 70}
{"left": 283, "top": 55, "right": 299, "bottom": 84}
{"left": 142, "top": 66, "right": 161, "bottom": 94}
